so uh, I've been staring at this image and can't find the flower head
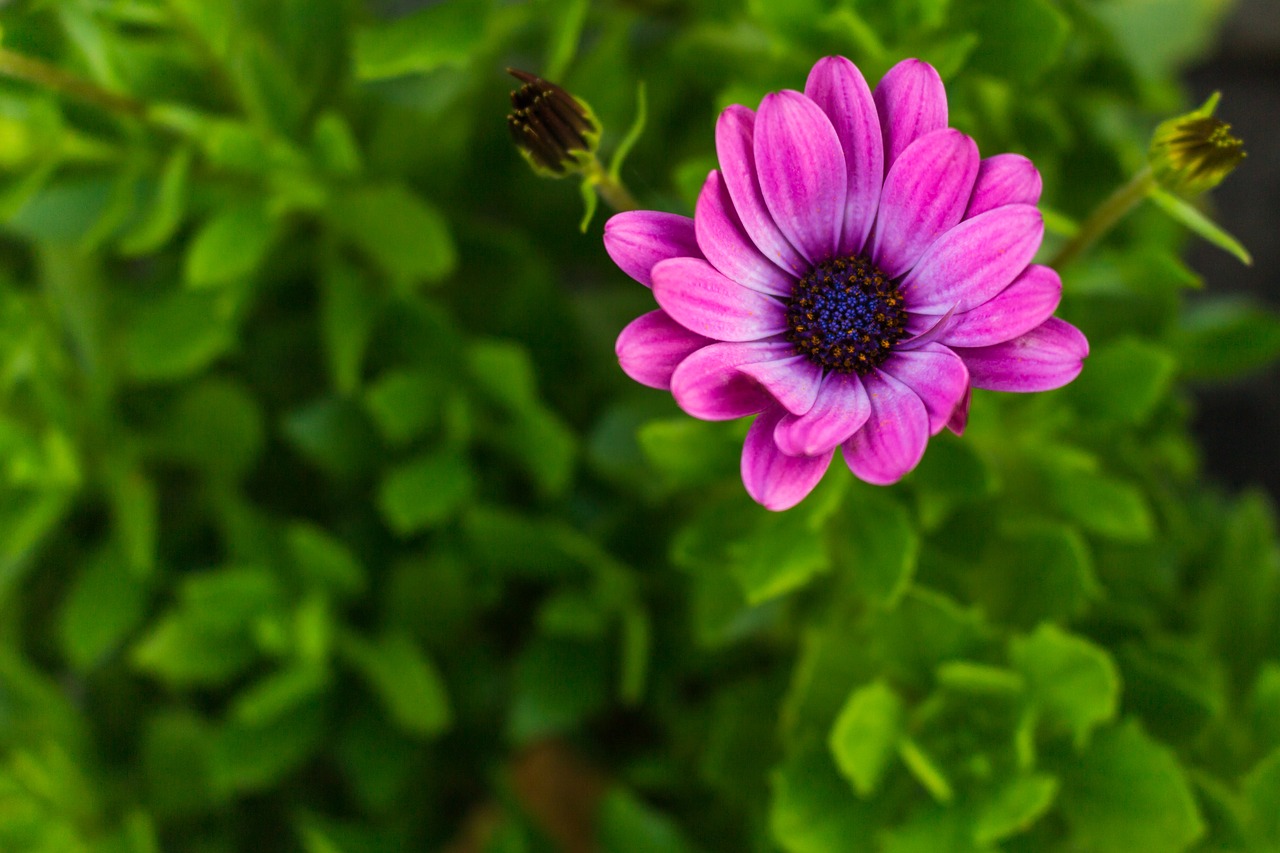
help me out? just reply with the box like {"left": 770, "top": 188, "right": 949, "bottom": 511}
{"left": 605, "top": 57, "right": 1088, "bottom": 510}
{"left": 507, "top": 68, "right": 601, "bottom": 177}
{"left": 1149, "top": 92, "right": 1245, "bottom": 195}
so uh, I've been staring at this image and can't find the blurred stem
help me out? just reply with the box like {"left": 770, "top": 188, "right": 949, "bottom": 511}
{"left": 0, "top": 47, "right": 147, "bottom": 119}
{"left": 585, "top": 157, "right": 639, "bottom": 212}
{"left": 1050, "top": 167, "right": 1155, "bottom": 270}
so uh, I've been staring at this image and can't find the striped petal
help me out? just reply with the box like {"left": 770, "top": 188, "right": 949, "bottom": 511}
{"left": 715, "top": 105, "right": 807, "bottom": 276}
{"left": 742, "top": 405, "right": 835, "bottom": 511}
{"left": 695, "top": 170, "right": 796, "bottom": 297}
{"left": 755, "top": 90, "right": 848, "bottom": 264}
{"left": 652, "top": 257, "right": 787, "bottom": 342}
{"left": 603, "top": 211, "right": 700, "bottom": 287}
{"left": 842, "top": 369, "right": 930, "bottom": 485}
{"left": 805, "top": 56, "right": 884, "bottom": 255}
{"left": 871, "top": 128, "right": 979, "bottom": 279}
{"left": 953, "top": 318, "right": 1088, "bottom": 392}
{"left": 615, "top": 310, "right": 712, "bottom": 390}
{"left": 873, "top": 58, "right": 948, "bottom": 172}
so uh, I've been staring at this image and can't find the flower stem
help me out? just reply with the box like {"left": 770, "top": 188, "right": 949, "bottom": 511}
{"left": 0, "top": 47, "right": 147, "bottom": 120}
{"left": 1050, "top": 166, "right": 1155, "bottom": 270}
{"left": 585, "top": 157, "right": 639, "bottom": 212}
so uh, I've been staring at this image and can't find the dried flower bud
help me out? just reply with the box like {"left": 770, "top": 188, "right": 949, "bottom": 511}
{"left": 507, "top": 68, "right": 600, "bottom": 177}
{"left": 1149, "top": 93, "right": 1245, "bottom": 195}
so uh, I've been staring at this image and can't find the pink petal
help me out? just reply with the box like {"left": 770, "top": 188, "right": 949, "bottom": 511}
{"left": 842, "top": 370, "right": 930, "bottom": 485}
{"left": 615, "top": 310, "right": 713, "bottom": 390}
{"left": 953, "top": 317, "right": 1089, "bottom": 392}
{"left": 755, "top": 90, "right": 848, "bottom": 265}
{"left": 715, "top": 105, "right": 808, "bottom": 276}
{"left": 804, "top": 56, "right": 884, "bottom": 255}
{"left": 670, "top": 340, "right": 792, "bottom": 420}
{"left": 884, "top": 343, "right": 969, "bottom": 434}
{"left": 652, "top": 257, "right": 787, "bottom": 342}
{"left": 774, "top": 371, "right": 871, "bottom": 456}
{"left": 870, "top": 128, "right": 979, "bottom": 279}
{"left": 901, "top": 204, "right": 1044, "bottom": 314}
{"left": 965, "top": 154, "right": 1043, "bottom": 219}
{"left": 742, "top": 405, "right": 835, "bottom": 511}
{"left": 947, "top": 386, "right": 971, "bottom": 435}
{"left": 603, "top": 211, "right": 701, "bottom": 287}
{"left": 737, "top": 354, "right": 825, "bottom": 416}
{"left": 899, "top": 305, "right": 958, "bottom": 350}
{"left": 873, "top": 58, "right": 948, "bottom": 172}
{"left": 941, "top": 265, "right": 1061, "bottom": 348}
{"left": 695, "top": 170, "right": 796, "bottom": 297}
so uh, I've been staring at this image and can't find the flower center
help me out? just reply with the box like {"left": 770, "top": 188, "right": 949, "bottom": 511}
{"left": 785, "top": 255, "right": 907, "bottom": 375}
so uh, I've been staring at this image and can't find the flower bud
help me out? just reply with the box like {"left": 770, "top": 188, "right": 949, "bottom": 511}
{"left": 506, "top": 68, "right": 600, "bottom": 178}
{"left": 1149, "top": 93, "right": 1245, "bottom": 195}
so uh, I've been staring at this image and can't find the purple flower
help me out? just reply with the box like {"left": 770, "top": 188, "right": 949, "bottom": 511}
{"left": 605, "top": 57, "right": 1088, "bottom": 511}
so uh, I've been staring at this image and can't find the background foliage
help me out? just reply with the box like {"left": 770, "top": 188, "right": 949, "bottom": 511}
{"left": 1, "top": 0, "right": 1279, "bottom": 851}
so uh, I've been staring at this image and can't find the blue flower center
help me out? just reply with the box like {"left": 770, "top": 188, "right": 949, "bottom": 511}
{"left": 785, "top": 255, "right": 907, "bottom": 375}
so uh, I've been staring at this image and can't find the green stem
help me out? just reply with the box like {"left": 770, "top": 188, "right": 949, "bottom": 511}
{"left": 1050, "top": 167, "right": 1155, "bottom": 271}
{"left": 0, "top": 47, "right": 147, "bottom": 119}
{"left": 585, "top": 158, "right": 639, "bottom": 213}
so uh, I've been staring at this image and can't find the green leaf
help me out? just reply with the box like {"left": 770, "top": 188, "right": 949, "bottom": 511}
{"left": 1058, "top": 721, "right": 1205, "bottom": 853}
{"left": 956, "top": 0, "right": 1070, "bottom": 80}
{"left": 211, "top": 701, "right": 325, "bottom": 794}
{"left": 377, "top": 450, "right": 474, "bottom": 534}
{"left": 107, "top": 466, "right": 157, "bottom": 575}
{"left": 161, "top": 378, "right": 265, "bottom": 477}
{"left": 320, "top": 260, "right": 380, "bottom": 395}
{"left": 832, "top": 489, "right": 919, "bottom": 607}
{"left": 1067, "top": 338, "right": 1176, "bottom": 424}
{"left": 57, "top": 550, "right": 150, "bottom": 671}
{"left": 728, "top": 485, "right": 842, "bottom": 604}
{"left": 340, "top": 632, "right": 451, "bottom": 738}
{"left": 310, "top": 111, "right": 363, "bottom": 177}
{"left": 1010, "top": 624, "right": 1120, "bottom": 745}
{"left": 284, "top": 522, "right": 367, "bottom": 597}
{"left": 597, "top": 788, "right": 699, "bottom": 853}
{"left": 973, "top": 774, "right": 1058, "bottom": 845}
{"left": 132, "top": 612, "right": 258, "bottom": 687}
{"left": 1174, "top": 299, "right": 1280, "bottom": 380}
{"left": 935, "top": 661, "right": 1025, "bottom": 696}
{"left": 544, "top": 0, "right": 590, "bottom": 80}
{"left": 1244, "top": 748, "right": 1280, "bottom": 845}
{"left": 637, "top": 418, "right": 740, "bottom": 488}
{"left": 364, "top": 369, "right": 442, "bottom": 445}
{"left": 118, "top": 146, "right": 192, "bottom": 255}
{"left": 327, "top": 184, "right": 456, "bottom": 283}
{"left": 771, "top": 746, "right": 877, "bottom": 853}
{"left": 1044, "top": 466, "right": 1157, "bottom": 537}
{"left": 898, "top": 738, "right": 954, "bottom": 804}
{"left": 125, "top": 291, "right": 234, "bottom": 382}
{"left": 972, "top": 521, "right": 1098, "bottom": 627}
{"left": 185, "top": 198, "right": 277, "bottom": 288}
{"left": 230, "top": 666, "right": 330, "bottom": 726}
{"left": 828, "top": 680, "right": 905, "bottom": 797}
{"left": 354, "top": 0, "right": 487, "bottom": 80}
{"left": 143, "top": 712, "right": 219, "bottom": 818}
{"left": 1149, "top": 187, "right": 1251, "bottom": 265}
{"left": 509, "top": 638, "right": 608, "bottom": 742}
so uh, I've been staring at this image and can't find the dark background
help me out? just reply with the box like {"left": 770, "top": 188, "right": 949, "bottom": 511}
{"left": 1188, "top": 0, "right": 1280, "bottom": 497}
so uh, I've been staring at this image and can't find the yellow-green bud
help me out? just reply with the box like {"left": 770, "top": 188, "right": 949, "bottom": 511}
{"left": 1149, "top": 93, "right": 1245, "bottom": 195}
{"left": 506, "top": 68, "right": 601, "bottom": 178}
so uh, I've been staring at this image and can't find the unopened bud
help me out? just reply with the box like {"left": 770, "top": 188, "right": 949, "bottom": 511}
{"left": 507, "top": 68, "right": 600, "bottom": 177}
{"left": 1149, "top": 93, "right": 1245, "bottom": 195}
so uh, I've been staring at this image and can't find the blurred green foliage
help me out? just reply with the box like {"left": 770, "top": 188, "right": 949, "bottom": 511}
{"left": 0, "top": 0, "right": 1278, "bottom": 851}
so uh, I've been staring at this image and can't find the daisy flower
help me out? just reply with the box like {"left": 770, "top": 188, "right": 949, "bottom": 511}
{"left": 605, "top": 56, "right": 1088, "bottom": 510}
